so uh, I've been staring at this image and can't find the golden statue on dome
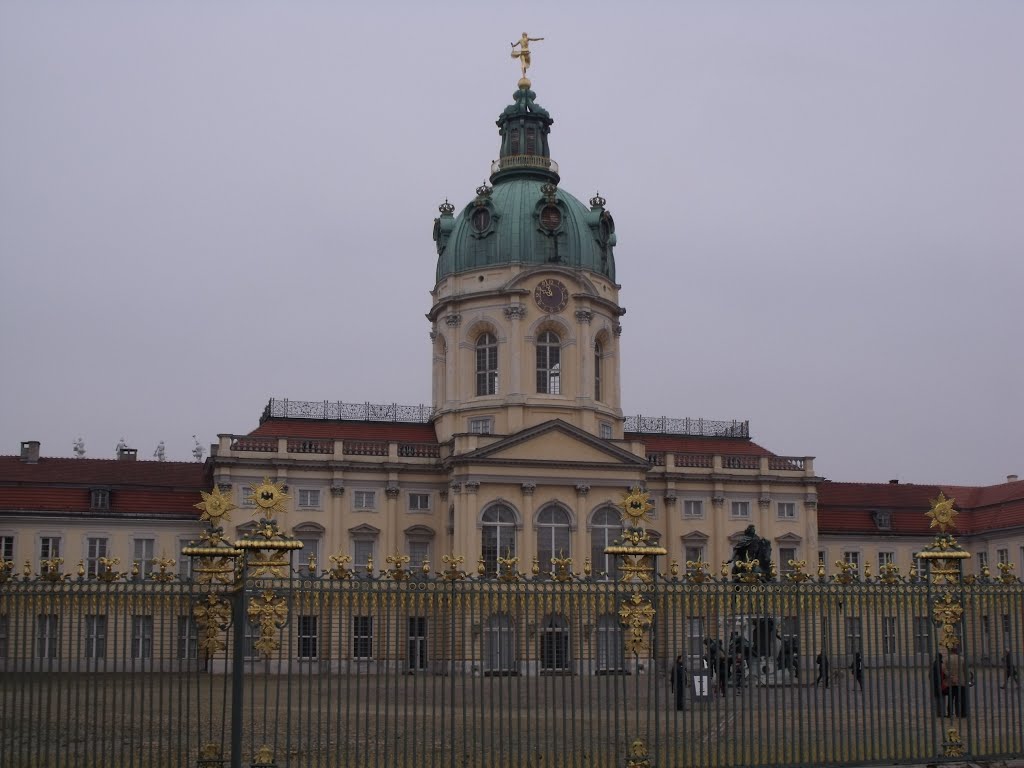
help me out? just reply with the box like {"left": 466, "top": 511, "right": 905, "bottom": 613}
{"left": 511, "top": 32, "right": 544, "bottom": 88}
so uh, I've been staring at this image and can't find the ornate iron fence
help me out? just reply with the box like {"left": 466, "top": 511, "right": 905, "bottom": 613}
{"left": 1, "top": 492, "right": 1022, "bottom": 767}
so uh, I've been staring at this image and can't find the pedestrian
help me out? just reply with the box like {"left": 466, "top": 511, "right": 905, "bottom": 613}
{"left": 931, "top": 653, "right": 947, "bottom": 716}
{"left": 946, "top": 645, "right": 968, "bottom": 717}
{"left": 815, "top": 652, "right": 830, "bottom": 688}
{"left": 849, "top": 651, "right": 864, "bottom": 691}
{"left": 671, "top": 654, "right": 687, "bottom": 711}
{"left": 1001, "top": 648, "right": 1020, "bottom": 689}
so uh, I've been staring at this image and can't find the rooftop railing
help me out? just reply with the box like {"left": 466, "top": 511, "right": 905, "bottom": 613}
{"left": 490, "top": 154, "right": 559, "bottom": 176}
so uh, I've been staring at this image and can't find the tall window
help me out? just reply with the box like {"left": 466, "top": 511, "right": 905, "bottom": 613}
{"left": 536, "top": 506, "right": 571, "bottom": 572}
{"left": 484, "top": 614, "right": 516, "bottom": 674}
{"left": 684, "top": 545, "right": 705, "bottom": 568}
{"left": 406, "top": 537, "right": 432, "bottom": 568}
{"left": 539, "top": 614, "right": 570, "bottom": 671}
{"left": 408, "top": 617, "right": 428, "bottom": 671}
{"left": 85, "top": 615, "right": 107, "bottom": 659}
{"left": 39, "top": 536, "right": 61, "bottom": 567}
{"left": 178, "top": 616, "right": 198, "bottom": 660}
{"left": 596, "top": 613, "right": 624, "bottom": 672}
{"left": 352, "top": 616, "right": 373, "bottom": 659}
{"left": 294, "top": 526, "right": 322, "bottom": 577}
{"left": 589, "top": 507, "right": 621, "bottom": 578}
{"left": 481, "top": 505, "right": 517, "bottom": 576}
{"left": 133, "top": 538, "right": 155, "bottom": 578}
{"left": 842, "top": 551, "right": 861, "bottom": 571}
{"left": 779, "top": 547, "right": 797, "bottom": 576}
{"left": 913, "top": 616, "right": 932, "bottom": 654}
{"left": 882, "top": 616, "right": 897, "bottom": 655}
{"left": 132, "top": 615, "right": 153, "bottom": 659}
{"left": 977, "top": 550, "right": 989, "bottom": 572}
{"left": 0, "top": 535, "right": 13, "bottom": 563}
{"left": 352, "top": 538, "right": 376, "bottom": 570}
{"left": 997, "top": 548, "right": 1010, "bottom": 565}
{"left": 86, "top": 537, "right": 109, "bottom": 578}
{"left": 594, "top": 341, "right": 603, "bottom": 401}
{"left": 476, "top": 333, "right": 499, "bottom": 396}
{"left": 844, "top": 617, "right": 862, "bottom": 654}
{"left": 178, "top": 540, "right": 193, "bottom": 581}
{"left": 878, "top": 551, "right": 895, "bottom": 570}
{"left": 297, "top": 616, "right": 318, "bottom": 659}
{"left": 37, "top": 614, "right": 59, "bottom": 659}
{"left": 536, "top": 331, "right": 561, "bottom": 394}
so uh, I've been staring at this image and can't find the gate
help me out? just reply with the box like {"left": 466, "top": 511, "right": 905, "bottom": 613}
{"left": 2, "top": 487, "right": 1023, "bottom": 767}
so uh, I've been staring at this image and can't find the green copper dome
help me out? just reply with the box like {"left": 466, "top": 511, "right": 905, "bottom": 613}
{"left": 433, "top": 87, "right": 617, "bottom": 284}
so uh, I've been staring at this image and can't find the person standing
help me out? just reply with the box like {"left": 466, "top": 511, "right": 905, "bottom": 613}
{"left": 946, "top": 645, "right": 968, "bottom": 717}
{"left": 1001, "top": 648, "right": 1020, "bottom": 689}
{"left": 815, "top": 652, "right": 830, "bottom": 688}
{"left": 849, "top": 651, "right": 864, "bottom": 691}
{"left": 671, "top": 654, "right": 687, "bottom": 711}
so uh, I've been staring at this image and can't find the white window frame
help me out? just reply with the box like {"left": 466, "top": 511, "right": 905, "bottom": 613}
{"left": 730, "top": 501, "right": 751, "bottom": 519}
{"left": 977, "top": 550, "right": 989, "bottom": 572}
{"left": 36, "top": 614, "right": 59, "bottom": 659}
{"left": 352, "top": 537, "right": 376, "bottom": 569}
{"left": 882, "top": 616, "right": 897, "bottom": 655}
{"left": 997, "top": 548, "right": 1009, "bottom": 565}
{"left": 297, "top": 615, "right": 318, "bottom": 660}
{"left": 133, "top": 537, "right": 156, "bottom": 578}
{"left": 406, "top": 538, "right": 431, "bottom": 568}
{"left": 352, "top": 616, "right": 373, "bottom": 659}
{"left": 842, "top": 551, "right": 861, "bottom": 571}
{"left": 682, "top": 500, "right": 703, "bottom": 519}
{"left": 297, "top": 489, "right": 321, "bottom": 510}
{"left": 85, "top": 536, "right": 109, "bottom": 578}
{"left": 239, "top": 484, "right": 256, "bottom": 508}
{"left": 85, "top": 614, "right": 107, "bottom": 659}
{"left": 294, "top": 531, "right": 321, "bottom": 577}
{"left": 777, "top": 501, "right": 797, "bottom": 520}
{"left": 353, "top": 490, "right": 377, "bottom": 511}
{"left": 878, "top": 551, "right": 895, "bottom": 570}
{"left": 178, "top": 538, "right": 193, "bottom": 580}
{"left": 408, "top": 493, "right": 431, "bottom": 513}
{"left": 90, "top": 488, "right": 110, "bottom": 511}
{"left": 468, "top": 417, "right": 494, "bottom": 435}
{"left": 0, "top": 534, "right": 15, "bottom": 563}
{"left": 132, "top": 615, "right": 154, "bottom": 659}
{"left": 779, "top": 547, "right": 797, "bottom": 575}
{"left": 598, "top": 422, "right": 613, "bottom": 440}
{"left": 178, "top": 615, "right": 199, "bottom": 660}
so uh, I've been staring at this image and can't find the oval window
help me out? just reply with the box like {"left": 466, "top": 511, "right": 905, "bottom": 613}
{"left": 471, "top": 207, "right": 491, "bottom": 233}
{"left": 540, "top": 205, "right": 562, "bottom": 232}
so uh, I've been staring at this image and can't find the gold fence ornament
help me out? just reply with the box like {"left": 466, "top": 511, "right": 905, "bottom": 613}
{"left": 997, "top": 561, "right": 1019, "bottom": 584}
{"left": 386, "top": 552, "right": 412, "bottom": 581}
{"left": 193, "top": 594, "right": 232, "bottom": 656}
{"left": 685, "top": 559, "right": 711, "bottom": 584}
{"left": 0, "top": 559, "right": 12, "bottom": 583}
{"left": 832, "top": 560, "right": 858, "bottom": 585}
{"left": 878, "top": 561, "right": 902, "bottom": 584}
{"left": 497, "top": 553, "right": 521, "bottom": 582}
{"left": 442, "top": 553, "right": 466, "bottom": 581}
{"left": 550, "top": 552, "right": 573, "bottom": 582}
{"left": 328, "top": 552, "right": 353, "bottom": 580}
{"left": 151, "top": 556, "right": 176, "bottom": 582}
{"left": 785, "top": 559, "right": 811, "bottom": 583}
{"left": 247, "top": 590, "right": 288, "bottom": 657}
{"left": 618, "top": 592, "right": 655, "bottom": 657}
{"left": 194, "top": 485, "right": 236, "bottom": 524}
{"left": 943, "top": 728, "right": 966, "bottom": 758}
{"left": 40, "top": 557, "right": 65, "bottom": 582}
{"left": 626, "top": 737, "right": 651, "bottom": 768}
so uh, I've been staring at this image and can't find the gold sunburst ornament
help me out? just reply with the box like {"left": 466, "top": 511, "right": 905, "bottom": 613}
{"left": 619, "top": 486, "right": 654, "bottom": 526}
{"left": 926, "top": 492, "right": 958, "bottom": 532}
{"left": 247, "top": 478, "right": 290, "bottom": 516}
{"left": 194, "top": 486, "right": 236, "bottom": 523}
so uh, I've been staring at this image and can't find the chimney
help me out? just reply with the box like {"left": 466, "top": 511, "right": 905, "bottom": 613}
{"left": 20, "top": 440, "right": 40, "bottom": 463}
{"left": 888, "top": 479, "right": 899, "bottom": 485}
{"left": 117, "top": 447, "right": 138, "bottom": 462}
{"left": 1009, "top": 474, "right": 1020, "bottom": 484}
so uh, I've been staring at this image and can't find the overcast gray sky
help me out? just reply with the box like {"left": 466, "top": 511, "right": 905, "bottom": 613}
{"left": 1, "top": 1, "right": 1021, "bottom": 486}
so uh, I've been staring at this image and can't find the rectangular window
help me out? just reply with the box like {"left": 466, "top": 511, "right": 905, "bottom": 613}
{"left": 90, "top": 489, "right": 110, "bottom": 511}
{"left": 178, "top": 540, "right": 193, "bottom": 580}
{"left": 468, "top": 417, "right": 494, "bottom": 435}
{"left": 178, "top": 616, "right": 198, "bottom": 660}
{"left": 779, "top": 547, "right": 797, "bottom": 576}
{"left": 687, "top": 617, "right": 704, "bottom": 659}
{"left": 997, "top": 548, "right": 1009, "bottom": 565}
{"left": 85, "top": 615, "right": 107, "bottom": 659}
{"left": 915, "top": 557, "right": 928, "bottom": 579}
{"left": 36, "top": 614, "right": 59, "bottom": 659}
{"left": 132, "top": 615, "right": 153, "bottom": 659}
{"left": 408, "top": 616, "right": 428, "bottom": 670}
{"left": 0, "top": 535, "right": 13, "bottom": 563}
{"left": 777, "top": 502, "right": 796, "bottom": 519}
{"left": 408, "top": 493, "right": 431, "bottom": 512}
{"left": 882, "top": 616, "right": 897, "bottom": 655}
{"left": 682, "top": 500, "right": 703, "bottom": 519}
{"left": 39, "top": 536, "right": 61, "bottom": 565}
{"left": 85, "top": 537, "right": 109, "bottom": 578}
{"left": 878, "top": 551, "right": 895, "bottom": 570}
{"left": 730, "top": 501, "right": 750, "bottom": 518}
{"left": 977, "top": 550, "right": 989, "bottom": 572}
{"left": 297, "top": 489, "right": 321, "bottom": 509}
{"left": 243, "top": 619, "right": 260, "bottom": 660}
{"left": 913, "top": 616, "right": 932, "bottom": 654}
{"left": 353, "top": 539, "right": 375, "bottom": 569}
{"left": 407, "top": 539, "right": 431, "bottom": 567}
{"left": 352, "top": 616, "right": 373, "bottom": 659}
{"left": 684, "top": 545, "right": 704, "bottom": 567}
{"left": 240, "top": 486, "right": 256, "bottom": 507}
{"left": 353, "top": 491, "right": 376, "bottom": 511}
{"left": 844, "top": 616, "right": 862, "bottom": 654}
{"left": 599, "top": 422, "right": 613, "bottom": 440}
{"left": 298, "top": 616, "right": 318, "bottom": 659}
{"left": 842, "top": 551, "right": 860, "bottom": 571}
{"left": 133, "top": 538, "right": 156, "bottom": 578}
{"left": 295, "top": 536, "right": 320, "bottom": 576}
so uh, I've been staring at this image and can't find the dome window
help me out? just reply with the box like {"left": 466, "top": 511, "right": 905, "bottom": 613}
{"left": 540, "top": 204, "right": 562, "bottom": 232}
{"left": 471, "top": 207, "right": 491, "bottom": 233}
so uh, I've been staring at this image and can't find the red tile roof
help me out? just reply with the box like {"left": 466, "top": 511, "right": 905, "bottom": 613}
{"left": 0, "top": 456, "right": 208, "bottom": 518}
{"left": 248, "top": 419, "right": 438, "bottom": 443}
{"left": 817, "top": 480, "right": 1024, "bottom": 536}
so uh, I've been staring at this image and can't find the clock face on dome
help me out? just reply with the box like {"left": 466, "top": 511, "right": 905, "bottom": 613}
{"left": 534, "top": 278, "right": 569, "bottom": 313}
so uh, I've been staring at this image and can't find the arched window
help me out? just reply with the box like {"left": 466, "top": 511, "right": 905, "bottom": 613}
{"left": 595, "top": 613, "right": 624, "bottom": 672}
{"left": 484, "top": 613, "right": 517, "bottom": 674}
{"left": 481, "top": 505, "right": 517, "bottom": 576}
{"left": 539, "top": 614, "right": 569, "bottom": 671}
{"left": 594, "top": 340, "right": 603, "bottom": 402}
{"left": 536, "top": 331, "right": 560, "bottom": 394}
{"left": 589, "top": 507, "right": 622, "bottom": 578}
{"left": 536, "top": 505, "right": 571, "bottom": 571}
{"left": 475, "top": 332, "right": 498, "bottom": 396}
